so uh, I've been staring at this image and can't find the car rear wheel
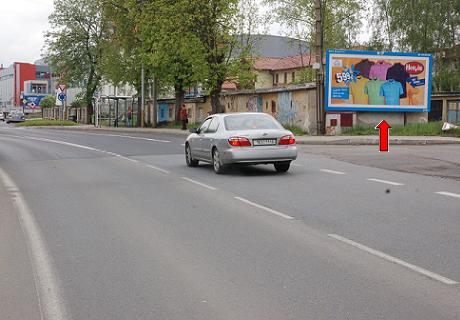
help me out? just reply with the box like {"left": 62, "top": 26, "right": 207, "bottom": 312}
{"left": 185, "top": 144, "right": 198, "bottom": 167}
{"left": 212, "top": 148, "right": 225, "bottom": 174}
{"left": 274, "top": 161, "right": 291, "bottom": 173}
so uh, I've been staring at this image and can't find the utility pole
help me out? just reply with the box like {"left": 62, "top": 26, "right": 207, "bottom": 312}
{"left": 152, "top": 74, "right": 158, "bottom": 128}
{"left": 315, "top": 0, "right": 325, "bottom": 135}
{"left": 140, "top": 63, "right": 145, "bottom": 127}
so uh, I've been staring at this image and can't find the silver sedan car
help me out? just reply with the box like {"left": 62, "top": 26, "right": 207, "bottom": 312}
{"left": 185, "top": 113, "right": 298, "bottom": 173}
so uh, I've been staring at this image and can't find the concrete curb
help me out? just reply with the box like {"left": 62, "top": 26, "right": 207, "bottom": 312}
{"left": 29, "top": 125, "right": 190, "bottom": 136}
{"left": 295, "top": 138, "right": 460, "bottom": 145}
{"left": 27, "top": 126, "right": 460, "bottom": 145}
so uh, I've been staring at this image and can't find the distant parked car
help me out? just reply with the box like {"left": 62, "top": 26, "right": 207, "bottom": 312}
{"left": 185, "top": 113, "right": 297, "bottom": 174}
{"left": 6, "top": 111, "right": 26, "bottom": 123}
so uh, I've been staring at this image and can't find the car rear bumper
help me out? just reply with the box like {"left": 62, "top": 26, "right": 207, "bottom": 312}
{"left": 221, "top": 145, "right": 297, "bottom": 164}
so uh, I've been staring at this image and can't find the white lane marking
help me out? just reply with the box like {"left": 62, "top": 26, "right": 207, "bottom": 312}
{"left": 116, "top": 156, "right": 139, "bottom": 163}
{"left": 181, "top": 177, "right": 217, "bottom": 191}
{"left": 328, "top": 234, "right": 458, "bottom": 285}
{"left": 181, "top": 143, "right": 185, "bottom": 146}
{"left": 291, "top": 163, "right": 303, "bottom": 167}
{"left": 436, "top": 191, "right": 460, "bottom": 199}
{"left": 320, "top": 169, "right": 346, "bottom": 175}
{"left": 234, "top": 196, "right": 294, "bottom": 220}
{"left": 24, "top": 136, "right": 101, "bottom": 152}
{"left": 146, "top": 165, "right": 171, "bottom": 174}
{"left": 85, "top": 132, "right": 171, "bottom": 143}
{"left": 367, "top": 178, "right": 404, "bottom": 186}
{"left": 0, "top": 167, "right": 71, "bottom": 319}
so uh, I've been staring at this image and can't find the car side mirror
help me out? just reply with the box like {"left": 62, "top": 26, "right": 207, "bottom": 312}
{"left": 189, "top": 128, "right": 198, "bottom": 134}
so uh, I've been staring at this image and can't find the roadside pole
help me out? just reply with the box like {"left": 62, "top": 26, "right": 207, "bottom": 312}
{"left": 141, "top": 63, "right": 145, "bottom": 127}
{"left": 152, "top": 74, "right": 158, "bottom": 128}
{"left": 315, "top": 0, "right": 325, "bottom": 135}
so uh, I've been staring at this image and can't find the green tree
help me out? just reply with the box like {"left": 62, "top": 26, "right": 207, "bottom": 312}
{"left": 370, "top": 0, "right": 460, "bottom": 91}
{"left": 266, "top": 0, "right": 365, "bottom": 50}
{"left": 39, "top": 96, "right": 56, "bottom": 109}
{"left": 44, "top": 0, "right": 109, "bottom": 123}
{"left": 190, "top": 0, "right": 240, "bottom": 113}
{"left": 139, "top": 0, "right": 210, "bottom": 121}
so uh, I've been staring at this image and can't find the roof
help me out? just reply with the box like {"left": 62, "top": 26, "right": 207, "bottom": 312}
{"left": 221, "top": 83, "right": 316, "bottom": 96}
{"left": 253, "top": 54, "right": 314, "bottom": 71}
{"left": 222, "top": 81, "right": 237, "bottom": 90}
{"left": 234, "top": 34, "right": 309, "bottom": 58}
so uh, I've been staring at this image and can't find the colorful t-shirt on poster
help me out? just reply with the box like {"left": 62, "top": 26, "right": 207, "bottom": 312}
{"left": 386, "top": 63, "right": 409, "bottom": 98}
{"left": 348, "top": 76, "right": 369, "bottom": 104}
{"left": 369, "top": 61, "right": 392, "bottom": 81}
{"left": 380, "top": 79, "right": 403, "bottom": 105}
{"left": 364, "top": 79, "right": 385, "bottom": 105}
{"left": 354, "top": 59, "right": 375, "bottom": 79}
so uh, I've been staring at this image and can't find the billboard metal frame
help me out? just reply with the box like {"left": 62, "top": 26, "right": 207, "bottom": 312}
{"left": 325, "top": 49, "right": 433, "bottom": 113}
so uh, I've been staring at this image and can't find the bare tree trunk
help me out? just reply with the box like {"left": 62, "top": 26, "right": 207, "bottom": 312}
{"left": 210, "top": 81, "right": 224, "bottom": 114}
{"left": 174, "top": 80, "right": 185, "bottom": 124}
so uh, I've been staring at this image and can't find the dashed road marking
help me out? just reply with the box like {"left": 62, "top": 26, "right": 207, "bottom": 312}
{"left": 146, "top": 165, "right": 170, "bottom": 174}
{"left": 320, "top": 169, "right": 346, "bottom": 175}
{"left": 291, "top": 163, "right": 303, "bottom": 167}
{"left": 234, "top": 196, "right": 294, "bottom": 220}
{"left": 181, "top": 177, "right": 217, "bottom": 190}
{"left": 328, "top": 234, "right": 458, "bottom": 285}
{"left": 367, "top": 178, "right": 404, "bottom": 186}
{"left": 117, "top": 156, "right": 139, "bottom": 163}
{"left": 436, "top": 191, "right": 460, "bottom": 199}
{"left": 85, "top": 132, "right": 171, "bottom": 143}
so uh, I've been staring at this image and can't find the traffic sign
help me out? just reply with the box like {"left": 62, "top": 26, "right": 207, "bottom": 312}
{"left": 57, "top": 84, "right": 67, "bottom": 92}
{"left": 58, "top": 93, "right": 66, "bottom": 102}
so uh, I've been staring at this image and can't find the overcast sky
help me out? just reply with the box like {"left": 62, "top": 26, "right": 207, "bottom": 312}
{"left": 0, "top": 0, "right": 54, "bottom": 66}
{"left": 0, "top": 0, "right": 367, "bottom": 67}
{"left": 0, "top": 0, "right": 282, "bottom": 67}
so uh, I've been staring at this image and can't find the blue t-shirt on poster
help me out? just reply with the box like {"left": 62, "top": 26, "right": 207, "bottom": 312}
{"left": 380, "top": 79, "right": 403, "bottom": 105}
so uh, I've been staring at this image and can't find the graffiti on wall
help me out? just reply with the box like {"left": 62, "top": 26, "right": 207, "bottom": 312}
{"left": 246, "top": 96, "right": 258, "bottom": 112}
{"left": 276, "top": 92, "right": 299, "bottom": 126}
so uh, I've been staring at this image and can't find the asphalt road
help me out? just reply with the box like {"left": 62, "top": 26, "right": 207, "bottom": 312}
{"left": 1, "top": 125, "right": 459, "bottom": 320}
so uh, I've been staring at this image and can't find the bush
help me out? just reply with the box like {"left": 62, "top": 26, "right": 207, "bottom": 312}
{"left": 39, "top": 96, "right": 56, "bottom": 109}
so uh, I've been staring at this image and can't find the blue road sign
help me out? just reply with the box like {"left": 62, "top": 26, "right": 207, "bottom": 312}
{"left": 58, "top": 93, "right": 66, "bottom": 102}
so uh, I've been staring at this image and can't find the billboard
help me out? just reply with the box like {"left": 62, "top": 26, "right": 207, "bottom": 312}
{"left": 21, "top": 94, "right": 48, "bottom": 111}
{"left": 325, "top": 50, "right": 432, "bottom": 112}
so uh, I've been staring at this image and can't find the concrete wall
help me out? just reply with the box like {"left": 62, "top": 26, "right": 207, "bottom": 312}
{"left": 356, "top": 112, "right": 428, "bottom": 127}
{"left": 219, "top": 87, "right": 317, "bottom": 133}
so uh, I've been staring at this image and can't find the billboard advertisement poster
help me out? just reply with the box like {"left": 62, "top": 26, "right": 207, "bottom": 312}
{"left": 22, "top": 94, "right": 48, "bottom": 111}
{"left": 325, "top": 50, "right": 432, "bottom": 112}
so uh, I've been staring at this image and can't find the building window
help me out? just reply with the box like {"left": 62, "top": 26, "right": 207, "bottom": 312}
{"left": 284, "top": 73, "right": 287, "bottom": 83}
{"left": 168, "top": 108, "right": 173, "bottom": 119}
{"left": 265, "top": 101, "right": 268, "bottom": 110}
{"left": 275, "top": 74, "right": 279, "bottom": 84}
{"left": 292, "top": 72, "right": 295, "bottom": 82}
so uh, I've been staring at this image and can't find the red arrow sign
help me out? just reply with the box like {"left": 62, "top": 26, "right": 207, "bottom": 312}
{"left": 375, "top": 120, "right": 391, "bottom": 152}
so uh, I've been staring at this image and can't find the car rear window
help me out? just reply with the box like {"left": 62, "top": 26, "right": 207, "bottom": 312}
{"left": 224, "top": 114, "right": 282, "bottom": 131}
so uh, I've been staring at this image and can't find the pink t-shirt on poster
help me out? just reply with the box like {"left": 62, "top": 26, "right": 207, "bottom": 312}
{"left": 369, "top": 61, "right": 392, "bottom": 80}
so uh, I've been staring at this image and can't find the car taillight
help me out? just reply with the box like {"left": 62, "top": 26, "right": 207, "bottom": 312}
{"left": 228, "top": 137, "right": 251, "bottom": 147}
{"left": 278, "top": 135, "right": 296, "bottom": 145}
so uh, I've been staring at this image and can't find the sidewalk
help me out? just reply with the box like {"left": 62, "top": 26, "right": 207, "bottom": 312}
{"left": 31, "top": 125, "right": 460, "bottom": 145}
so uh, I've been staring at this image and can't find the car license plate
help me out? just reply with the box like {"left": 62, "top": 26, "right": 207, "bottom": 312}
{"left": 253, "top": 139, "right": 277, "bottom": 146}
